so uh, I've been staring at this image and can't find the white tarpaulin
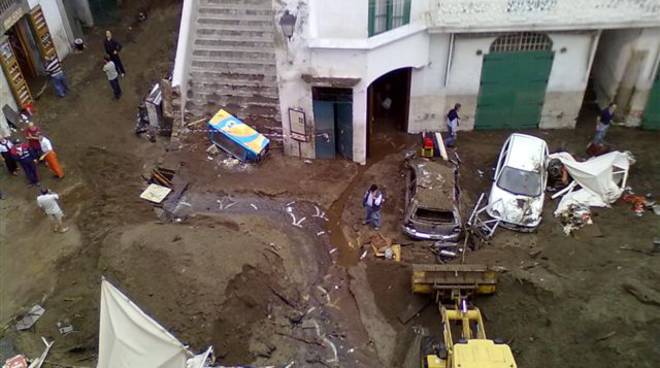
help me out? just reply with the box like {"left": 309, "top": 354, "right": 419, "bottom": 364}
{"left": 549, "top": 151, "right": 634, "bottom": 215}
{"left": 97, "top": 279, "right": 188, "bottom": 368}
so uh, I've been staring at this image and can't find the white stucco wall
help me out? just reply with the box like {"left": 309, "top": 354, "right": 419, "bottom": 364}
{"left": 172, "top": 0, "right": 199, "bottom": 102}
{"left": 277, "top": 0, "right": 431, "bottom": 164}
{"left": 592, "top": 27, "right": 660, "bottom": 125}
{"left": 540, "top": 32, "right": 594, "bottom": 129}
{"left": 308, "top": 0, "right": 368, "bottom": 39}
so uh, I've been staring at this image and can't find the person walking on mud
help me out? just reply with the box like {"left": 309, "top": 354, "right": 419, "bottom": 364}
{"left": 363, "top": 184, "right": 385, "bottom": 231}
{"left": 0, "top": 136, "right": 19, "bottom": 176}
{"left": 44, "top": 55, "right": 68, "bottom": 97}
{"left": 37, "top": 188, "right": 68, "bottom": 233}
{"left": 592, "top": 102, "right": 616, "bottom": 145}
{"left": 445, "top": 103, "right": 461, "bottom": 148}
{"left": 103, "top": 55, "right": 122, "bottom": 100}
{"left": 104, "top": 30, "right": 125, "bottom": 77}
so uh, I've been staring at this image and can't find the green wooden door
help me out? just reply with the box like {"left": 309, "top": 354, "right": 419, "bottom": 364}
{"left": 476, "top": 51, "right": 554, "bottom": 130}
{"left": 642, "top": 70, "right": 660, "bottom": 130}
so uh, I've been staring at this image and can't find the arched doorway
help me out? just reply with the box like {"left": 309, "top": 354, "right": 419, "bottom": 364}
{"left": 475, "top": 32, "right": 554, "bottom": 130}
{"left": 367, "top": 67, "right": 412, "bottom": 158}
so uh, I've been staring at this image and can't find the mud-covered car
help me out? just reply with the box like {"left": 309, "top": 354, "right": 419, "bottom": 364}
{"left": 402, "top": 158, "right": 463, "bottom": 241}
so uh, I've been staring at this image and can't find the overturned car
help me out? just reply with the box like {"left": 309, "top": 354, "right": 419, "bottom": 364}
{"left": 402, "top": 157, "right": 463, "bottom": 241}
{"left": 486, "top": 133, "right": 549, "bottom": 232}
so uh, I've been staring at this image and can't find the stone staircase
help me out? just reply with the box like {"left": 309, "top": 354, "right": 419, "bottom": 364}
{"left": 187, "top": 0, "right": 279, "bottom": 125}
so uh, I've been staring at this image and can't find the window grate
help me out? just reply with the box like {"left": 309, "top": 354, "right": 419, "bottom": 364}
{"left": 490, "top": 32, "right": 552, "bottom": 53}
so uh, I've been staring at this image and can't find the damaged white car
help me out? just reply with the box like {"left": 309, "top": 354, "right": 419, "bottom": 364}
{"left": 487, "top": 133, "right": 548, "bottom": 231}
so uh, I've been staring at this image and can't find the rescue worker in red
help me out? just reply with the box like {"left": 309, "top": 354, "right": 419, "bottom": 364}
{"left": 23, "top": 122, "right": 42, "bottom": 159}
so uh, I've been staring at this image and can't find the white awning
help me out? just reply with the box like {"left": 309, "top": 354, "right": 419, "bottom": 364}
{"left": 97, "top": 279, "right": 188, "bottom": 368}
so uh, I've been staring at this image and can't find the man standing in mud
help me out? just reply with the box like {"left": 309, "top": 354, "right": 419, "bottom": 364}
{"left": 37, "top": 188, "right": 68, "bottom": 233}
{"left": 363, "top": 184, "right": 384, "bottom": 231}
{"left": 104, "top": 30, "right": 126, "bottom": 77}
{"left": 103, "top": 55, "right": 122, "bottom": 100}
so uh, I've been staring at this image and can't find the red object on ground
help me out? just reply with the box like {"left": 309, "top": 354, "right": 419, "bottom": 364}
{"left": 622, "top": 194, "right": 647, "bottom": 215}
{"left": 423, "top": 136, "right": 433, "bottom": 149}
{"left": 5, "top": 355, "right": 28, "bottom": 368}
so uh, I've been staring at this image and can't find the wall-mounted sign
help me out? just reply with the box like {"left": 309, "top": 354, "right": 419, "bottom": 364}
{"left": 288, "top": 108, "right": 307, "bottom": 141}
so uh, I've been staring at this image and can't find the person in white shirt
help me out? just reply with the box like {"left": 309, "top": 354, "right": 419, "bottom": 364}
{"left": 103, "top": 55, "right": 121, "bottom": 99}
{"left": 362, "top": 184, "right": 385, "bottom": 230}
{"left": 37, "top": 188, "right": 68, "bottom": 233}
{"left": 38, "top": 134, "right": 64, "bottom": 178}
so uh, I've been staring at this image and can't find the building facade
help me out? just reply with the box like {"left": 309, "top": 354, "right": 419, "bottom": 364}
{"left": 0, "top": 0, "right": 78, "bottom": 136}
{"left": 172, "top": 0, "right": 660, "bottom": 164}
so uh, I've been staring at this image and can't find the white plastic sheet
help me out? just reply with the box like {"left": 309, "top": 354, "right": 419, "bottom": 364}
{"left": 549, "top": 151, "right": 634, "bottom": 215}
{"left": 97, "top": 279, "right": 188, "bottom": 368}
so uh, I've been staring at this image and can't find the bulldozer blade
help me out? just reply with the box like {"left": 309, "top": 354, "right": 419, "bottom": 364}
{"left": 411, "top": 264, "right": 497, "bottom": 295}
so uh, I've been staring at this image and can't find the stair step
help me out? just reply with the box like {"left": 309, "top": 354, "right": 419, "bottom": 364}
{"left": 190, "top": 70, "right": 277, "bottom": 83}
{"left": 197, "top": 18, "right": 273, "bottom": 30}
{"left": 191, "top": 57, "right": 276, "bottom": 70}
{"left": 201, "top": 0, "right": 272, "bottom": 9}
{"left": 188, "top": 95, "right": 280, "bottom": 111}
{"left": 198, "top": 7, "right": 273, "bottom": 20}
{"left": 190, "top": 67, "right": 277, "bottom": 78}
{"left": 192, "top": 49, "right": 275, "bottom": 60}
{"left": 194, "top": 38, "right": 274, "bottom": 49}
{"left": 189, "top": 83, "right": 279, "bottom": 100}
{"left": 196, "top": 27, "right": 274, "bottom": 39}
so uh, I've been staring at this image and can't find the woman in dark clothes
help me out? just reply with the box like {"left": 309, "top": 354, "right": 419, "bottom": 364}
{"left": 104, "top": 30, "right": 126, "bottom": 77}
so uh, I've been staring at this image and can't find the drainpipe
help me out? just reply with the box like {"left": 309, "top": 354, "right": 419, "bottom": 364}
{"left": 444, "top": 33, "right": 455, "bottom": 87}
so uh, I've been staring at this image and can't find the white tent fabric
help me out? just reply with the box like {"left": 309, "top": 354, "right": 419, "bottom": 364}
{"left": 97, "top": 279, "right": 189, "bottom": 368}
{"left": 549, "top": 151, "right": 634, "bottom": 215}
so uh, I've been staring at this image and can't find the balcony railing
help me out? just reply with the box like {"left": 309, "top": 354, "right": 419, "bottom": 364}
{"left": 430, "top": 0, "right": 660, "bottom": 32}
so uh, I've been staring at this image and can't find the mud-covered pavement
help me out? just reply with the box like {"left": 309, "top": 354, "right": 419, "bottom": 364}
{"left": 1, "top": 2, "right": 660, "bottom": 367}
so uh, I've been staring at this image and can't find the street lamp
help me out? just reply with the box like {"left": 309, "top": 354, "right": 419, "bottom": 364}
{"left": 279, "top": 10, "right": 297, "bottom": 40}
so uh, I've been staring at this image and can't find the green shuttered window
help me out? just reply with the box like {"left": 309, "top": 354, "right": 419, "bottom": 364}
{"left": 368, "top": 0, "right": 411, "bottom": 37}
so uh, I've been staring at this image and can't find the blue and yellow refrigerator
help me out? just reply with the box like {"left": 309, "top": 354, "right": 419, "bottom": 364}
{"left": 208, "top": 109, "right": 270, "bottom": 162}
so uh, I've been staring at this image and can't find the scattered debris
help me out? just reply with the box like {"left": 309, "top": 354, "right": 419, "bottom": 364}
{"left": 16, "top": 305, "right": 45, "bottom": 331}
{"left": 328, "top": 248, "right": 337, "bottom": 254}
{"left": 139, "top": 184, "right": 172, "bottom": 204}
{"left": 250, "top": 203, "right": 258, "bottom": 211}
{"left": 149, "top": 167, "right": 176, "bottom": 188}
{"left": 622, "top": 192, "right": 655, "bottom": 216}
{"left": 4, "top": 355, "right": 27, "bottom": 368}
{"left": 595, "top": 331, "right": 617, "bottom": 342}
{"left": 206, "top": 144, "right": 220, "bottom": 155}
{"left": 557, "top": 203, "right": 592, "bottom": 235}
{"left": 56, "top": 320, "right": 74, "bottom": 335}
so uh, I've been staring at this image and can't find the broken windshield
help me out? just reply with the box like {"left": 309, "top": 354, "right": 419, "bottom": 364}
{"left": 497, "top": 166, "right": 542, "bottom": 197}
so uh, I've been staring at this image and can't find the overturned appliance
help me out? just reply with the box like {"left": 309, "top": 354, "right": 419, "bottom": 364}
{"left": 207, "top": 109, "right": 269, "bottom": 163}
{"left": 548, "top": 151, "right": 634, "bottom": 215}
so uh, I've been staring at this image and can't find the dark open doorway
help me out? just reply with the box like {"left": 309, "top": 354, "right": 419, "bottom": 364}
{"left": 5, "top": 17, "right": 45, "bottom": 89}
{"left": 312, "top": 87, "right": 353, "bottom": 160}
{"left": 367, "top": 67, "right": 411, "bottom": 158}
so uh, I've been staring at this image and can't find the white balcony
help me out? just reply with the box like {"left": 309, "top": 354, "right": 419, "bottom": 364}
{"left": 430, "top": 0, "right": 660, "bottom": 32}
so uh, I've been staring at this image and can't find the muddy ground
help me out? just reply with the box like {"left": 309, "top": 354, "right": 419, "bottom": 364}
{"left": 1, "top": 1, "right": 660, "bottom": 367}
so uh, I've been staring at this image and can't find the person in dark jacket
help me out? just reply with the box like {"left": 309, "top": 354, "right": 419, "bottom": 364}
{"left": 104, "top": 30, "right": 125, "bottom": 77}
{"left": 11, "top": 139, "right": 39, "bottom": 185}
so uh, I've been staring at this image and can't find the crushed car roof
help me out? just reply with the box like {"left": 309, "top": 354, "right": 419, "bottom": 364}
{"left": 408, "top": 158, "right": 456, "bottom": 209}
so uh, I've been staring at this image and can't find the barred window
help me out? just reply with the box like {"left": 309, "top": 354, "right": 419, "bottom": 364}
{"left": 490, "top": 32, "right": 553, "bottom": 53}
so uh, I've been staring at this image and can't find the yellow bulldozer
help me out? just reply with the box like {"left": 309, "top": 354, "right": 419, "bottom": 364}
{"left": 411, "top": 264, "right": 517, "bottom": 368}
